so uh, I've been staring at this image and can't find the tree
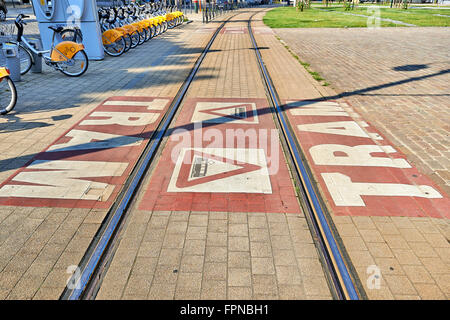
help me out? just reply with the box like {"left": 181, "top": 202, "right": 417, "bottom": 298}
{"left": 296, "top": 0, "right": 310, "bottom": 11}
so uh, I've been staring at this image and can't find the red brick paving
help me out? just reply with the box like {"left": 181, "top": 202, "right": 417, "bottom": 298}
{"left": 138, "top": 97, "right": 300, "bottom": 214}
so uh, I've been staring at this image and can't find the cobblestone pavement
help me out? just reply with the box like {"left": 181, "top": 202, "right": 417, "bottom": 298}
{"left": 96, "top": 9, "right": 333, "bottom": 301}
{"left": 0, "top": 6, "right": 449, "bottom": 301}
{"left": 268, "top": 25, "right": 450, "bottom": 299}
{"left": 0, "top": 15, "right": 220, "bottom": 300}
{"left": 273, "top": 27, "right": 450, "bottom": 196}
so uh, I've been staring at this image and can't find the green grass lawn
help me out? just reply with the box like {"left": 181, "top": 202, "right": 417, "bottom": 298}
{"left": 263, "top": 6, "right": 450, "bottom": 28}
{"left": 324, "top": 6, "right": 450, "bottom": 26}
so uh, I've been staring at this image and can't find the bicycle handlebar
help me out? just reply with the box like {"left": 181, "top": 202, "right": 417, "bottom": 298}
{"left": 15, "top": 14, "right": 28, "bottom": 27}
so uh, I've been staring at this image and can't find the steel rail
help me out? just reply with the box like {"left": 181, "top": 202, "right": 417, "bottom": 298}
{"left": 59, "top": 11, "right": 246, "bottom": 300}
{"left": 247, "top": 12, "right": 360, "bottom": 300}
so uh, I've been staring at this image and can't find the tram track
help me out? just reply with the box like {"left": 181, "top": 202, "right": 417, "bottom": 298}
{"left": 247, "top": 12, "right": 361, "bottom": 300}
{"left": 60, "top": 11, "right": 247, "bottom": 300}
{"left": 60, "top": 8, "right": 362, "bottom": 300}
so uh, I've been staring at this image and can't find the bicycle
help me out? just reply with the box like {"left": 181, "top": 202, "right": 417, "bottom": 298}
{"left": 60, "top": 26, "right": 83, "bottom": 44}
{"left": 12, "top": 14, "right": 89, "bottom": 77}
{"left": 94, "top": 1, "right": 184, "bottom": 59}
{"left": 101, "top": 7, "right": 140, "bottom": 50}
{"left": 122, "top": 6, "right": 147, "bottom": 45}
{"left": 0, "top": 67, "right": 17, "bottom": 115}
{"left": 114, "top": 7, "right": 144, "bottom": 48}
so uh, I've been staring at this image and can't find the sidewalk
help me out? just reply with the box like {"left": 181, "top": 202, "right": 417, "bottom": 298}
{"left": 0, "top": 6, "right": 448, "bottom": 301}
{"left": 0, "top": 18, "right": 221, "bottom": 300}
{"left": 4, "top": 3, "right": 33, "bottom": 19}
{"left": 184, "top": 9, "right": 231, "bottom": 22}
{"left": 96, "top": 9, "right": 333, "bottom": 300}
{"left": 274, "top": 27, "right": 450, "bottom": 196}
{"left": 251, "top": 12, "right": 449, "bottom": 299}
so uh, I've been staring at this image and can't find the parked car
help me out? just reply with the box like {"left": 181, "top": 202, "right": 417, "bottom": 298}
{"left": 0, "top": 0, "right": 7, "bottom": 22}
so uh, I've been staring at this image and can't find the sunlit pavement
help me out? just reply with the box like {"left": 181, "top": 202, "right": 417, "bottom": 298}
{"left": 0, "top": 7, "right": 448, "bottom": 300}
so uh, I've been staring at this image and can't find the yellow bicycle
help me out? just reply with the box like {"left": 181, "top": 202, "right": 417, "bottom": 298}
{"left": 14, "top": 14, "right": 88, "bottom": 77}
{"left": 0, "top": 67, "right": 17, "bottom": 115}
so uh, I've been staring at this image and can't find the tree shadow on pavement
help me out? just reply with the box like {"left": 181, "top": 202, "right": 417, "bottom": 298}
{"left": 0, "top": 31, "right": 217, "bottom": 127}
{"left": 321, "top": 68, "right": 450, "bottom": 101}
{"left": 1, "top": 65, "right": 448, "bottom": 174}
{"left": 392, "top": 64, "right": 429, "bottom": 72}
{"left": 2, "top": 25, "right": 449, "bottom": 175}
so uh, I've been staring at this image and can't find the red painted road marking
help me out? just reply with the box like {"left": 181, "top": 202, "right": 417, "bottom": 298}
{"left": 175, "top": 149, "right": 262, "bottom": 189}
{"left": 167, "top": 147, "right": 272, "bottom": 194}
{"left": 284, "top": 100, "right": 450, "bottom": 218}
{"left": 0, "top": 96, "right": 172, "bottom": 209}
{"left": 220, "top": 27, "right": 247, "bottom": 34}
{"left": 197, "top": 103, "right": 257, "bottom": 123}
{"left": 195, "top": 27, "right": 217, "bottom": 33}
{"left": 139, "top": 98, "right": 300, "bottom": 213}
{"left": 191, "top": 101, "right": 259, "bottom": 124}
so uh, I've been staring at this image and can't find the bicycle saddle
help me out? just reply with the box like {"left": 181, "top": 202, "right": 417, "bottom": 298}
{"left": 48, "top": 26, "right": 64, "bottom": 33}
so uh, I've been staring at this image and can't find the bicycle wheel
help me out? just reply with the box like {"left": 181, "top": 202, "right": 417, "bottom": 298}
{"left": 57, "top": 50, "right": 89, "bottom": 77}
{"left": 144, "top": 27, "right": 151, "bottom": 42}
{"left": 104, "top": 36, "right": 126, "bottom": 57}
{"left": 0, "top": 9, "right": 6, "bottom": 21}
{"left": 150, "top": 25, "right": 156, "bottom": 38}
{"left": 138, "top": 29, "right": 146, "bottom": 45}
{"left": 130, "top": 31, "right": 140, "bottom": 48}
{"left": 0, "top": 76, "right": 17, "bottom": 115}
{"left": 123, "top": 34, "right": 132, "bottom": 52}
{"left": 17, "top": 43, "right": 33, "bottom": 75}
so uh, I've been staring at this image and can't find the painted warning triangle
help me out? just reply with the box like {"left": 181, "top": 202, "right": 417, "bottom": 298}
{"left": 176, "top": 150, "right": 262, "bottom": 188}
{"left": 188, "top": 154, "right": 241, "bottom": 181}
{"left": 199, "top": 104, "right": 256, "bottom": 122}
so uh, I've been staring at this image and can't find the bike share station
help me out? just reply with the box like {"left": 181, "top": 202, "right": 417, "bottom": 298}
{"left": 1, "top": 1, "right": 186, "bottom": 115}
{"left": 31, "top": 0, "right": 104, "bottom": 60}
{"left": 1, "top": 0, "right": 103, "bottom": 81}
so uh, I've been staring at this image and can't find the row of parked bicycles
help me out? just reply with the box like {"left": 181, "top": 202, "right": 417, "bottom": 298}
{"left": 15, "top": 3, "right": 184, "bottom": 76}
{"left": 0, "top": 3, "right": 184, "bottom": 115}
{"left": 98, "top": 2, "right": 184, "bottom": 57}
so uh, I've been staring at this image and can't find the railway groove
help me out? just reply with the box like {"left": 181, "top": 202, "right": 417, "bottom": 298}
{"left": 61, "top": 8, "right": 361, "bottom": 300}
